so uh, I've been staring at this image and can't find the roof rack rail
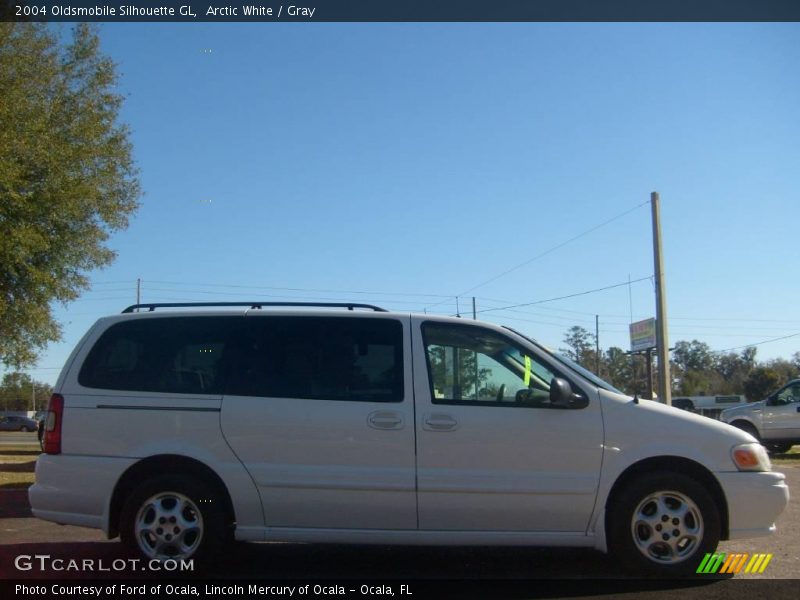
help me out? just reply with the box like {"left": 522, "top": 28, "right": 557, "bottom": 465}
{"left": 121, "top": 301, "right": 388, "bottom": 314}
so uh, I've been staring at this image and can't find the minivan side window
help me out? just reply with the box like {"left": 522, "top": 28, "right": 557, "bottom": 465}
{"left": 226, "top": 317, "right": 404, "bottom": 403}
{"left": 422, "top": 322, "right": 567, "bottom": 407}
{"left": 78, "top": 317, "right": 237, "bottom": 394}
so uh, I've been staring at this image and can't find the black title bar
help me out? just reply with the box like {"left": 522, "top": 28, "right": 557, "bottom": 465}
{"left": 4, "top": 0, "right": 800, "bottom": 22}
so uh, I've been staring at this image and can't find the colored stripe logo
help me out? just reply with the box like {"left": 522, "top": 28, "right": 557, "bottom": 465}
{"left": 696, "top": 552, "right": 773, "bottom": 574}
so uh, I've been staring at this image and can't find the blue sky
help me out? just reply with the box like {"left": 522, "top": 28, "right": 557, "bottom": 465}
{"left": 18, "top": 23, "right": 800, "bottom": 385}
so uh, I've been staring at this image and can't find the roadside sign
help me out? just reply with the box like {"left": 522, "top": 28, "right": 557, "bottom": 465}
{"left": 630, "top": 318, "right": 656, "bottom": 352}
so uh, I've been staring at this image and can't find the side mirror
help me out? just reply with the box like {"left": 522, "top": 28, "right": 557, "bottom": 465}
{"left": 550, "top": 377, "right": 589, "bottom": 409}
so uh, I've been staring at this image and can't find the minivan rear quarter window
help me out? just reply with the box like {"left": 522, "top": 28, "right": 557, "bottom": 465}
{"left": 79, "top": 317, "right": 237, "bottom": 394}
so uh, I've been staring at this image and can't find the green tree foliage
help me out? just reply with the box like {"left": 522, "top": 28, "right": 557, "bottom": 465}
{"left": 554, "top": 322, "right": 793, "bottom": 399}
{"left": 670, "top": 340, "right": 756, "bottom": 396}
{"left": 761, "top": 358, "right": 797, "bottom": 387}
{"left": 743, "top": 367, "right": 782, "bottom": 402}
{"left": 0, "top": 23, "right": 140, "bottom": 368}
{"left": 560, "top": 326, "right": 597, "bottom": 371}
{"left": 603, "top": 346, "right": 634, "bottom": 393}
{"left": 672, "top": 340, "right": 713, "bottom": 395}
{"left": 0, "top": 372, "right": 53, "bottom": 412}
{"left": 673, "top": 340, "right": 714, "bottom": 373}
{"left": 426, "top": 345, "right": 493, "bottom": 400}
{"left": 715, "top": 347, "right": 756, "bottom": 385}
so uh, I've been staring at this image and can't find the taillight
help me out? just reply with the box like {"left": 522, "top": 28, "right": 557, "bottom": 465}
{"left": 43, "top": 394, "right": 64, "bottom": 455}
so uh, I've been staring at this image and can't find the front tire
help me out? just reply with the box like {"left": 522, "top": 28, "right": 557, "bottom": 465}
{"left": 765, "top": 442, "right": 792, "bottom": 455}
{"left": 607, "top": 472, "right": 721, "bottom": 576}
{"left": 120, "top": 475, "right": 229, "bottom": 565}
{"left": 731, "top": 421, "right": 760, "bottom": 441}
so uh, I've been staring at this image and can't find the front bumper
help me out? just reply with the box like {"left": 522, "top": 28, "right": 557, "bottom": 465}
{"left": 716, "top": 470, "right": 789, "bottom": 539}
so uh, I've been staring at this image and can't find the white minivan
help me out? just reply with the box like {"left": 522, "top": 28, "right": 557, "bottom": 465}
{"left": 30, "top": 302, "right": 789, "bottom": 575}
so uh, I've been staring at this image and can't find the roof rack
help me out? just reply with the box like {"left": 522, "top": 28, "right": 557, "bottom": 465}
{"left": 121, "top": 301, "right": 388, "bottom": 314}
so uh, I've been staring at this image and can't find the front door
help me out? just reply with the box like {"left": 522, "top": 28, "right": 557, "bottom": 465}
{"left": 413, "top": 318, "right": 604, "bottom": 533}
{"left": 763, "top": 381, "right": 800, "bottom": 440}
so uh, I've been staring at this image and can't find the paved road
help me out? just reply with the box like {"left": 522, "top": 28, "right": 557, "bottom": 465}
{"left": 1, "top": 459, "right": 797, "bottom": 598}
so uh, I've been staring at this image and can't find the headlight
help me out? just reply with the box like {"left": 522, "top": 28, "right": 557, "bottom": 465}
{"left": 731, "top": 443, "right": 771, "bottom": 472}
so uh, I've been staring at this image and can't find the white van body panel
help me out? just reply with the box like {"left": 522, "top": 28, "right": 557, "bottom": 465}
{"left": 220, "top": 313, "right": 416, "bottom": 530}
{"left": 411, "top": 316, "right": 604, "bottom": 534}
{"left": 29, "top": 308, "right": 789, "bottom": 559}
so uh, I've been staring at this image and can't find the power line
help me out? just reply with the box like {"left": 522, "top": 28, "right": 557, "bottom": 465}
{"left": 146, "top": 280, "right": 455, "bottom": 299}
{"left": 424, "top": 199, "right": 649, "bottom": 311}
{"left": 470, "top": 276, "right": 653, "bottom": 316}
{"left": 712, "top": 332, "right": 800, "bottom": 354}
{"left": 476, "top": 294, "right": 800, "bottom": 326}
{"left": 143, "top": 287, "right": 430, "bottom": 306}
{"left": 671, "top": 316, "right": 800, "bottom": 324}
{"left": 70, "top": 278, "right": 800, "bottom": 331}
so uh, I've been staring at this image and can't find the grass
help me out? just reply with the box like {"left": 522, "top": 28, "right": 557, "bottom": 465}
{"left": 0, "top": 443, "right": 39, "bottom": 489}
{"left": 771, "top": 446, "right": 799, "bottom": 466}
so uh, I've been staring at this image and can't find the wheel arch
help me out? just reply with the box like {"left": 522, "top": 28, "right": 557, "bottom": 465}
{"left": 728, "top": 418, "right": 758, "bottom": 433}
{"left": 108, "top": 454, "right": 235, "bottom": 538}
{"left": 605, "top": 455, "right": 730, "bottom": 541}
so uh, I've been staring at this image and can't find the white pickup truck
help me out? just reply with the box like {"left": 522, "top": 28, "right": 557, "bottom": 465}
{"left": 671, "top": 394, "right": 747, "bottom": 420}
{"left": 721, "top": 379, "right": 800, "bottom": 454}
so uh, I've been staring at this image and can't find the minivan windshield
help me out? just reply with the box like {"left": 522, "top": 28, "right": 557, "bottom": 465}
{"left": 503, "top": 326, "right": 625, "bottom": 396}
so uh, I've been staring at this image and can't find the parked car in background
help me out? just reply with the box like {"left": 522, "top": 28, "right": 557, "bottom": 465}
{"left": 721, "top": 379, "right": 800, "bottom": 454}
{"left": 30, "top": 302, "right": 789, "bottom": 576}
{"left": 0, "top": 415, "right": 39, "bottom": 432}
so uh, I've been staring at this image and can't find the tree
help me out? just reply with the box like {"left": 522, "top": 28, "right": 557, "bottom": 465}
{"left": 672, "top": 340, "right": 717, "bottom": 395}
{"left": 560, "top": 326, "right": 597, "bottom": 371}
{"left": 0, "top": 23, "right": 140, "bottom": 368}
{"left": 603, "top": 346, "right": 634, "bottom": 394}
{"left": 672, "top": 340, "right": 714, "bottom": 373}
{"left": 761, "top": 358, "right": 797, "bottom": 386}
{"left": 743, "top": 367, "right": 782, "bottom": 402}
{"left": 712, "top": 347, "right": 756, "bottom": 395}
{"left": 0, "top": 372, "right": 53, "bottom": 412}
{"left": 426, "top": 345, "right": 492, "bottom": 400}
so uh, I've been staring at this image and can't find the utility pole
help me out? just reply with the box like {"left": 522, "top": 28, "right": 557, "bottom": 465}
{"left": 473, "top": 296, "right": 479, "bottom": 397}
{"left": 595, "top": 315, "right": 600, "bottom": 375}
{"left": 651, "top": 192, "right": 671, "bottom": 405}
{"left": 136, "top": 278, "right": 141, "bottom": 306}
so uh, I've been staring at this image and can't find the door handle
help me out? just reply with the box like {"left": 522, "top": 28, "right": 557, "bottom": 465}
{"left": 367, "top": 411, "right": 404, "bottom": 430}
{"left": 423, "top": 414, "right": 459, "bottom": 432}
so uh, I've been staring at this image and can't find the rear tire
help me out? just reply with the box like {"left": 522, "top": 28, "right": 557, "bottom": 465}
{"left": 607, "top": 472, "right": 721, "bottom": 576}
{"left": 120, "top": 475, "right": 230, "bottom": 566}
